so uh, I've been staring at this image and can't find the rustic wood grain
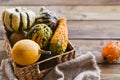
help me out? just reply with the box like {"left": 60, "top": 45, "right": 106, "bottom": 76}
{"left": 70, "top": 40, "right": 114, "bottom": 63}
{"left": 0, "top": 0, "right": 120, "bottom": 6}
{"left": 1, "top": 6, "right": 120, "bottom": 20}
{"left": 99, "top": 64, "right": 120, "bottom": 80}
{"left": 1, "top": 21, "right": 120, "bottom": 40}
{"left": 101, "top": 74, "right": 120, "bottom": 80}
{"left": 99, "top": 64, "right": 120, "bottom": 74}
{"left": 68, "top": 21, "right": 120, "bottom": 39}
{"left": 71, "top": 39, "right": 120, "bottom": 63}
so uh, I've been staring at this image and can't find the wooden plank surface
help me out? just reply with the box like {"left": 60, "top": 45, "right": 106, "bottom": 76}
{"left": 70, "top": 40, "right": 120, "bottom": 63}
{"left": 99, "top": 64, "right": 120, "bottom": 80}
{"left": 1, "top": 3, "right": 120, "bottom": 80}
{"left": 68, "top": 21, "right": 120, "bottom": 39}
{"left": 101, "top": 74, "right": 120, "bottom": 80}
{"left": 1, "top": 21, "right": 120, "bottom": 40}
{"left": 1, "top": 6, "right": 120, "bottom": 20}
{"left": 99, "top": 64, "right": 120, "bottom": 74}
{"left": 0, "top": 0, "right": 120, "bottom": 6}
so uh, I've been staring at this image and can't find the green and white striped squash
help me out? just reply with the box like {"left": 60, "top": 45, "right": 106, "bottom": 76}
{"left": 27, "top": 24, "right": 53, "bottom": 49}
{"left": 35, "top": 7, "right": 58, "bottom": 32}
{"left": 2, "top": 7, "right": 36, "bottom": 32}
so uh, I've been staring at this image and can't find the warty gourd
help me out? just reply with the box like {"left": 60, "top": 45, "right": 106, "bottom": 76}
{"left": 27, "top": 24, "right": 53, "bottom": 50}
{"left": 49, "top": 17, "right": 68, "bottom": 55}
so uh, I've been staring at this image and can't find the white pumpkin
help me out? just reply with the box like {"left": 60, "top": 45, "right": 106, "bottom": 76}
{"left": 2, "top": 7, "right": 36, "bottom": 32}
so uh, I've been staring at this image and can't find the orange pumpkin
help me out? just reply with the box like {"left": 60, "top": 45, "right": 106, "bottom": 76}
{"left": 102, "top": 41, "right": 120, "bottom": 63}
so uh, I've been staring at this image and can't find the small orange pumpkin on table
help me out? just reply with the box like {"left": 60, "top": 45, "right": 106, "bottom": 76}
{"left": 102, "top": 41, "right": 120, "bottom": 63}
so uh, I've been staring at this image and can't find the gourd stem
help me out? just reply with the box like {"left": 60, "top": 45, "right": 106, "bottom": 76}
{"left": 39, "top": 49, "right": 51, "bottom": 54}
{"left": 40, "top": 6, "right": 46, "bottom": 13}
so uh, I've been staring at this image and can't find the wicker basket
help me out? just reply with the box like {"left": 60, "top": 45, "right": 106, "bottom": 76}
{"left": 3, "top": 29, "right": 76, "bottom": 80}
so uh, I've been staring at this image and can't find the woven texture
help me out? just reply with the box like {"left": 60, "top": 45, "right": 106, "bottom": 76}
{"left": 43, "top": 52, "right": 101, "bottom": 80}
{"left": 0, "top": 52, "right": 100, "bottom": 80}
{"left": 3, "top": 29, "right": 75, "bottom": 80}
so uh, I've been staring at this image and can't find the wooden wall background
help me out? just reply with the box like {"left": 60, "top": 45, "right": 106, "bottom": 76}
{"left": 0, "top": 0, "right": 120, "bottom": 80}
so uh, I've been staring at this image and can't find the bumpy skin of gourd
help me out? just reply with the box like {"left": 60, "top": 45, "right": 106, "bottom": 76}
{"left": 2, "top": 7, "right": 36, "bottom": 32}
{"left": 35, "top": 7, "right": 58, "bottom": 32}
{"left": 102, "top": 41, "right": 120, "bottom": 63}
{"left": 49, "top": 17, "right": 68, "bottom": 55}
{"left": 27, "top": 24, "right": 53, "bottom": 49}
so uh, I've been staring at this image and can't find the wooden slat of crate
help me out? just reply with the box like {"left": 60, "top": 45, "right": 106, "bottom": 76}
{"left": 0, "top": 0, "right": 120, "bottom": 6}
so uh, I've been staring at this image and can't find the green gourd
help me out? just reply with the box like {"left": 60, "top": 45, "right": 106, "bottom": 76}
{"left": 35, "top": 7, "right": 58, "bottom": 32}
{"left": 27, "top": 24, "right": 53, "bottom": 49}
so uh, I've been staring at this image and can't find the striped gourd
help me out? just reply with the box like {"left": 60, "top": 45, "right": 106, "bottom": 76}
{"left": 27, "top": 24, "right": 53, "bottom": 49}
{"left": 2, "top": 7, "right": 36, "bottom": 32}
{"left": 35, "top": 7, "right": 58, "bottom": 32}
{"left": 49, "top": 17, "right": 68, "bottom": 55}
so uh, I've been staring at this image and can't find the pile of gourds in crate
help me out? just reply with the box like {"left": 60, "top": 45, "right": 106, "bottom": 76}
{"left": 2, "top": 7, "right": 75, "bottom": 80}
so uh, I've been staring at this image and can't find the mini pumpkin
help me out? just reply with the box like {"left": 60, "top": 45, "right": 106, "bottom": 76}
{"left": 27, "top": 24, "right": 53, "bottom": 49}
{"left": 35, "top": 7, "right": 58, "bottom": 32}
{"left": 102, "top": 41, "right": 120, "bottom": 63}
{"left": 2, "top": 7, "right": 36, "bottom": 32}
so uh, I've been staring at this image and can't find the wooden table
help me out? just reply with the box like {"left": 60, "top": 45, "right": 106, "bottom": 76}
{"left": 0, "top": 0, "right": 120, "bottom": 80}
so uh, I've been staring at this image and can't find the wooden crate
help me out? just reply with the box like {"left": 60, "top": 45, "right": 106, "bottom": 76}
{"left": 3, "top": 29, "right": 76, "bottom": 80}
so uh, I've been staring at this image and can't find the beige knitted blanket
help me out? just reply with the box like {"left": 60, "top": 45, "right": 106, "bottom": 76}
{"left": 0, "top": 52, "right": 101, "bottom": 80}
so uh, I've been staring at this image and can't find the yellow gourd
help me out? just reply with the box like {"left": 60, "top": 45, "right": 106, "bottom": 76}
{"left": 12, "top": 39, "right": 40, "bottom": 66}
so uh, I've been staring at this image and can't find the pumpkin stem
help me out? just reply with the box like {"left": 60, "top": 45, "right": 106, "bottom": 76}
{"left": 39, "top": 49, "right": 51, "bottom": 55}
{"left": 40, "top": 6, "right": 47, "bottom": 13}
